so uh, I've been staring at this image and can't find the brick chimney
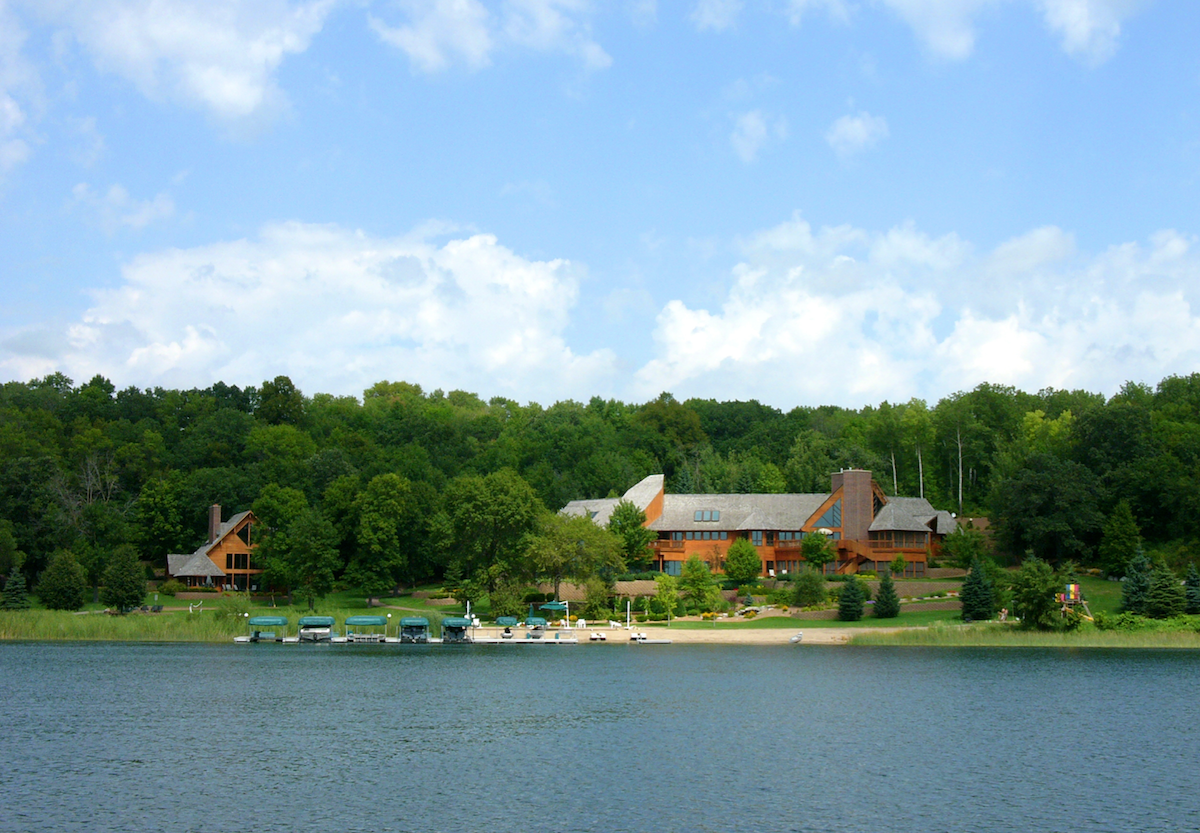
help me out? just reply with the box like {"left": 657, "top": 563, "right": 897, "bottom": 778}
{"left": 831, "top": 469, "right": 875, "bottom": 542}
{"left": 208, "top": 504, "right": 222, "bottom": 544}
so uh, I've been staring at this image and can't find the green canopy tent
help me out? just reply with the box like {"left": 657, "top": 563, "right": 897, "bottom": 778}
{"left": 441, "top": 616, "right": 473, "bottom": 644}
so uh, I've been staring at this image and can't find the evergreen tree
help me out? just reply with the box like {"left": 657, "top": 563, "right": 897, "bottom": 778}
{"left": 38, "top": 550, "right": 88, "bottom": 611}
{"left": 1143, "top": 567, "right": 1186, "bottom": 619}
{"left": 1098, "top": 500, "right": 1141, "bottom": 577}
{"left": 791, "top": 567, "right": 827, "bottom": 608}
{"left": 960, "top": 558, "right": 996, "bottom": 621}
{"left": 1120, "top": 548, "right": 1152, "bottom": 615}
{"left": 873, "top": 570, "right": 900, "bottom": 618}
{"left": 101, "top": 545, "right": 146, "bottom": 610}
{"left": 1185, "top": 563, "right": 1200, "bottom": 616}
{"left": 2, "top": 570, "right": 30, "bottom": 610}
{"left": 837, "top": 576, "right": 865, "bottom": 621}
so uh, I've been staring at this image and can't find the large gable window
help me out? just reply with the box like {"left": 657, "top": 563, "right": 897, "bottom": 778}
{"left": 814, "top": 499, "right": 842, "bottom": 529}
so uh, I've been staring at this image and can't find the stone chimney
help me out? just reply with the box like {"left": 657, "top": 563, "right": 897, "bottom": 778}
{"left": 208, "top": 504, "right": 222, "bottom": 544}
{"left": 831, "top": 469, "right": 875, "bottom": 542}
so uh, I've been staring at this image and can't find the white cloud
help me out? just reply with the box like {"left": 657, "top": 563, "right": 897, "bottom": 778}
{"left": 0, "top": 0, "right": 35, "bottom": 177}
{"left": 690, "top": 0, "right": 742, "bottom": 32}
{"left": 374, "top": 0, "right": 610, "bottom": 72}
{"left": 784, "top": 0, "right": 851, "bottom": 27}
{"left": 730, "top": 110, "right": 787, "bottom": 163}
{"left": 1038, "top": 0, "right": 1137, "bottom": 65}
{"left": 370, "top": 0, "right": 493, "bottom": 72}
{"left": 825, "top": 110, "right": 888, "bottom": 158}
{"left": 878, "top": 0, "right": 996, "bottom": 60}
{"left": 628, "top": 0, "right": 657, "bottom": 29}
{"left": 634, "top": 214, "right": 1200, "bottom": 407}
{"left": 0, "top": 222, "right": 617, "bottom": 401}
{"left": 27, "top": 0, "right": 335, "bottom": 123}
{"left": 70, "top": 182, "right": 176, "bottom": 234}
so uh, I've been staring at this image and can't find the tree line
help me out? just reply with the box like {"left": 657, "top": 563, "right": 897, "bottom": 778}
{"left": 2, "top": 372, "right": 1199, "bottom": 609}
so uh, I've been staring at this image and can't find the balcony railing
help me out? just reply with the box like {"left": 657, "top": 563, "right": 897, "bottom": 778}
{"left": 651, "top": 540, "right": 685, "bottom": 551}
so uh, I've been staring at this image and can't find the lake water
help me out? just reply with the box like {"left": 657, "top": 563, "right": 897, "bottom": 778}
{"left": 1, "top": 642, "right": 1197, "bottom": 833}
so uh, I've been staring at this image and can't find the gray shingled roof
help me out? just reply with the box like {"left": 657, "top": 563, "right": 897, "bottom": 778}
{"left": 648, "top": 493, "right": 829, "bottom": 532}
{"left": 561, "top": 473, "right": 664, "bottom": 527}
{"left": 869, "top": 497, "right": 943, "bottom": 533}
{"left": 168, "top": 550, "right": 226, "bottom": 578}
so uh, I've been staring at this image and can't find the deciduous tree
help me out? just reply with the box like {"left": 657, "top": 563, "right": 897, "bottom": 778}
{"left": 791, "top": 567, "right": 827, "bottom": 608}
{"left": 723, "top": 537, "right": 761, "bottom": 585}
{"left": 607, "top": 500, "right": 656, "bottom": 572}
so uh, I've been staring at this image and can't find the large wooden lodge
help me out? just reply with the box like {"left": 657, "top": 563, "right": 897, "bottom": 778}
{"left": 563, "top": 470, "right": 954, "bottom": 578}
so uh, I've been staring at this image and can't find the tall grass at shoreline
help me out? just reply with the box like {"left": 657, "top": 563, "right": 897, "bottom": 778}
{"left": 0, "top": 610, "right": 244, "bottom": 642}
{"left": 850, "top": 622, "right": 1200, "bottom": 649}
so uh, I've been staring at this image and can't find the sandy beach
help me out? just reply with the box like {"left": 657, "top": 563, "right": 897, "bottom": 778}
{"left": 469, "top": 624, "right": 907, "bottom": 645}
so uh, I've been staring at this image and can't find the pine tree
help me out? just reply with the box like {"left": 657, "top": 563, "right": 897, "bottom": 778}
{"left": 837, "top": 576, "right": 865, "bottom": 621}
{"left": 1120, "top": 548, "right": 1152, "bottom": 615}
{"left": 1098, "top": 500, "right": 1141, "bottom": 577}
{"left": 1143, "top": 567, "right": 1186, "bottom": 619}
{"left": 873, "top": 570, "right": 900, "bottom": 618}
{"left": 2, "top": 571, "right": 30, "bottom": 610}
{"left": 38, "top": 550, "right": 88, "bottom": 611}
{"left": 1185, "top": 563, "right": 1200, "bottom": 616}
{"left": 960, "top": 558, "right": 996, "bottom": 621}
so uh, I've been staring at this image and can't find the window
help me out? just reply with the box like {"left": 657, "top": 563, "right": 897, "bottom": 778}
{"left": 752, "top": 531, "right": 763, "bottom": 546}
{"left": 663, "top": 560, "right": 682, "bottom": 576}
{"left": 686, "top": 531, "right": 694, "bottom": 540}
{"left": 234, "top": 553, "right": 248, "bottom": 570}
{"left": 672, "top": 532, "right": 683, "bottom": 541}
{"left": 720, "top": 531, "right": 728, "bottom": 540}
{"left": 814, "top": 499, "right": 842, "bottom": 529}
{"left": 226, "top": 554, "right": 233, "bottom": 570}
{"left": 693, "top": 510, "right": 721, "bottom": 522}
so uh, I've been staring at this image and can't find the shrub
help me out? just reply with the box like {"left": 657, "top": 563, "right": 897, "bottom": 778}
{"left": 791, "top": 568, "right": 827, "bottom": 608}
{"left": 157, "top": 579, "right": 186, "bottom": 596}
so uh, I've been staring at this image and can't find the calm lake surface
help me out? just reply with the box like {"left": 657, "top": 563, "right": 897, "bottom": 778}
{"left": 1, "top": 642, "right": 1197, "bottom": 833}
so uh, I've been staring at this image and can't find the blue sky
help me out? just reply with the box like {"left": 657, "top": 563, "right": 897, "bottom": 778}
{"left": 1, "top": 0, "right": 1198, "bottom": 409}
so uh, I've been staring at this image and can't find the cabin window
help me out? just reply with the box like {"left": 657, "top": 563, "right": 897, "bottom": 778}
{"left": 814, "top": 499, "right": 842, "bottom": 529}
{"left": 752, "top": 531, "right": 763, "bottom": 546}
{"left": 663, "top": 560, "right": 682, "bottom": 576}
{"left": 226, "top": 554, "right": 233, "bottom": 570}
{"left": 693, "top": 510, "right": 721, "bottom": 522}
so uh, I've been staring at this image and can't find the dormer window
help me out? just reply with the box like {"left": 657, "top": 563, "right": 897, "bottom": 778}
{"left": 694, "top": 510, "right": 720, "bottom": 522}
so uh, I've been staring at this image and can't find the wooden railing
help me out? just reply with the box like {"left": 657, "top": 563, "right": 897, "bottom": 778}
{"left": 651, "top": 540, "right": 685, "bottom": 551}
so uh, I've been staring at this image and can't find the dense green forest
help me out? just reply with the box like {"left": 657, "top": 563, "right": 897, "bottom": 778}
{"left": 2, "top": 371, "right": 1198, "bottom": 597}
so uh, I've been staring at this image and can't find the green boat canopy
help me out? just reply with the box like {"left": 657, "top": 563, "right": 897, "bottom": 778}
{"left": 441, "top": 617, "right": 473, "bottom": 628}
{"left": 298, "top": 616, "right": 335, "bottom": 627}
{"left": 248, "top": 616, "right": 288, "bottom": 627}
{"left": 525, "top": 616, "right": 547, "bottom": 627}
{"left": 495, "top": 616, "right": 518, "bottom": 627}
{"left": 344, "top": 615, "right": 387, "bottom": 627}
{"left": 400, "top": 617, "right": 429, "bottom": 627}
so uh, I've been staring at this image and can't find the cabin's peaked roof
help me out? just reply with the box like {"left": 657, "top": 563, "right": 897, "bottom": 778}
{"left": 197, "top": 510, "right": 253, "bottom": 557}
{"left": 561, "top": 473, "right": 664, "bottom": 527}
{"left": 167, "top": 550, "right": 226, "bottom": 578}
{"left": 869, "top": 497, "right": 953, "bottom": 534}
{"left": 648, "top": 493, "right": 829, "bottom": 532}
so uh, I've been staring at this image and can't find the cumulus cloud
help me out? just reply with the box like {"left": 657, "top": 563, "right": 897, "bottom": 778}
{"left": 690, "top": 0, "right": 742, "bottom": 32}
{"left": 70, "top": 182, "right": 176, "bottom": 234}
{"left": 374, "top": 0, "right": 610, "bottom": 72}
{"left": 730, "top": 110, "right": 787, "bottom": 163}
{"left": 635, "top": 213, "right": 1200, "bottom": 407}
{"left": 27, "top": 0, "right": 335, "bottom": 124}
{"left": 0, "top": 222, "right": 617, "bottom": 402}
{"left": 825, "top": 110, "right": 888, "bottom": 158}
